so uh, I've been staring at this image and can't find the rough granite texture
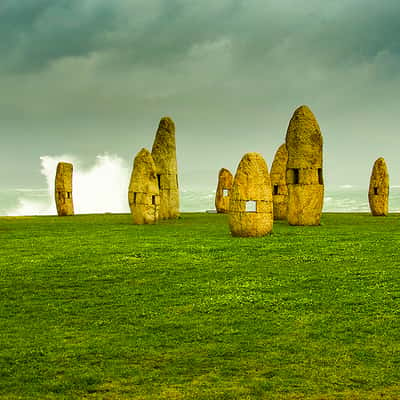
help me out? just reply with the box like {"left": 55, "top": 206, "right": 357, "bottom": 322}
{"left": 215, "top": 168, "right": 233, "bottom": 213}
{"left": 285, "top": 105, "right": 324, "bottom": 226}
{"left": 151, "top": 117, "right": 179, "bottom": 219}
{"left": 55, "top": 162, "right": 74, "bottom": 216}
{"left": 128, "top": 148, "right": 160, "bottom": 224}
{"left": 270, "top": 144, "right": 288, "bottom": 220}
{"left": 229, "top": 152, "right": 273, "bottom": 237}
{"left": 368, "top": 157, "right": 389, "bottom": 216}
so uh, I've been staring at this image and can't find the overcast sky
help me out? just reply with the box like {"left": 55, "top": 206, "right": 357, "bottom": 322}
{"left": 1, "top": 0, "right": 400, "bottom": 190}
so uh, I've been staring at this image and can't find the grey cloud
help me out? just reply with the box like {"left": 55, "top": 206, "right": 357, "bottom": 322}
{"left": 307, "top": 1, "right": 400, "bottom": 68}
{"left": 1, "top": 0, "right": 400, "bottom": 76}
{"left": 223, "top": 1, "right": 400, "bottom": 74}
{"left": 0, "top": 0, "right": 117, "bottom": 72}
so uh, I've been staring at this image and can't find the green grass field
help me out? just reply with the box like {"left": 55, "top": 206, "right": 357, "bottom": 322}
{"left": 1, "top": 213, "right": 400, "bottom": 399}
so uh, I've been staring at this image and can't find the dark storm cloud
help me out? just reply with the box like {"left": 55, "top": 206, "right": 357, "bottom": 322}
{"left": 0, "top": 0, "right": 245, "bottom": 72}
{"left": 1, "top": 0, "right": 399, "bottom": 75}
{"left": 306, "top": 1, "right": 400, "bottom": 68}
{"left": 219, "top": 0, "right": 400, "bottom": 78}
{"left": 0, "top": 0, "right": 117, "bottom": 72}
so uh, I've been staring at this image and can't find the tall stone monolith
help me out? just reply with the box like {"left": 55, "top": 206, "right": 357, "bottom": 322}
{"left": 128, "top": 148, "right": 160, "bottom": 224}
{"left": 285, "top": 105, "right": 324, "bottom": 226}
{"left": 368, "top": 157, "right": 389, "bottom": 216}
{"left": 215, "top": 168, "right": 233, "bottom": 213}
{"left": 151, "top": 117, "right": 179, "bottom": 219}
{"left": 55, "top": 162, "right": 74, "bottom": 216}
{"left": 270, "top": 144, "right": 288, "bottom": 220}
{"left": 228, "top": 153, "right": 273, "bottom": 237}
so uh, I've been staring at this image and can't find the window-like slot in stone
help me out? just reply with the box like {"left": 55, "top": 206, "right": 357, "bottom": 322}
{"left": 133, "top": 192, "right": 137, "bottom": 204}
{"left": 152, "top": 195, "right": 156, "bottom": 205}
{"left": 157, "top": 174, "right": 161, "bottom": 189}
{"left": 176, "top": 175, "right": 178, "bottom": 188}
{"left": 67, "top": 192, "right": 71, "bottom": 199}
{"left": 245, "top": 200, "right": 257, "bottom": 212}
{"left": 374, "top": 187, "right": 378, "bottom": 195}
{"left": 223, "top": 189, "right": 229, "bottom": 197}
{"left": 293, "top": 169, "right": 299, "bottom": 184}
{"left": 318, "top": 168, "right": 323, "bottom": 185}
{"left": 288, "top": 168, "right": 300, "bottom": 184}
{"left": 273, "top": 185, "right": 279, "bottom": 195}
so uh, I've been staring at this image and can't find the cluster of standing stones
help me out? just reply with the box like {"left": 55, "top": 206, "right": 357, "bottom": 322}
{"left": 54, "top": 116, "right": 180, "bottom": 223}
{"left": 128, "top": 117, "right": 179, "bottom": 223}
{"left": 54, "top": 106, "right": 391, "bottom": 235}
{"left": 220, "top": 105, "right": 324, "bottom": 237}
{"left": 216, "top": 104, "right": 390, "bottom": 237}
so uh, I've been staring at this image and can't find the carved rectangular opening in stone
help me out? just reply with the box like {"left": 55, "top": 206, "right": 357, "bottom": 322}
{"left": 157, "top": 174, "right": 161, "bottom": 189}
{"left": 133, "top": 192, "right": 137, "bottom": 204}
{"left": 245, "top": 200, "right": 257, "bottom": 212}
{"left": 293, "top": 169, "right": 299, "bottom": 184}
{"left": 374, "top": 187, "right": 378, "bottom": 195}
{"left": 273, "top": 185, "right": 279, "bottom": 195}
{"left": 67, "top": 192, "right": 71, "bottom": 199}
{"left": 318, "top": 168, "right": 323, "bottom": 185}
{"left": 287, "top": 168, "right": 300, "bottom": 184}
{"left": 152, "top": 195, "right": 156, "bottom": 205}
{"left": 223, "top": 189, "right": 229, "bottom": 197}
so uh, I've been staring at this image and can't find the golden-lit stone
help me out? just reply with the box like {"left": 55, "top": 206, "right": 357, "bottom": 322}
{"left": 228, "top": 152, "right": 273, "bottom": 237}
{"left": 128, "top": 148, "right": 160, "bottom": 224}
{"left": 215, "top": 168, "right": 233, "bottom": 213}
{"left": 368, "top": 157, "right": 389, "bottom": 216}
{"left": 55, "top": 162, "right": 74, "bottom": 216}
{"left": 151, "top": 117, "right": 179, "bottom": 219}
{"left": 285, "top": 105, "right": 324, "bottom": 226}
{"left": 270, "top": 144, "right": 288, "bottom": 220}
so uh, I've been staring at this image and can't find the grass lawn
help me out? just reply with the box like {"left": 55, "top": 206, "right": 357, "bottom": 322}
{"left": 1, "top": 212, "right": 400, "bottom": 399}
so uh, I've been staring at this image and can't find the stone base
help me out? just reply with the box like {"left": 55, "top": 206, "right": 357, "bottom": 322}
{"left": 287, "top": 184, "right": 323, "bottom": 226}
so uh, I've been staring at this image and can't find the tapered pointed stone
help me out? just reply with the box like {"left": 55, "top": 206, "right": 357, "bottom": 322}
{"left": 151, "top": 117, "right": 179, "bottom": 219}
{"left": 55, "top": 162, "right": 74, "bottom": 216}
{"left": 215, "top": 168, "right": 233, "bottom": 213}
{"left": 285, "top": 105, "right": 324, "bottom": 226}
{"left": 368, "top": 157, "right": 389, "bottom": 216}
{"left": 228, "top": 153, "right": 273, "bottom": 237}
{"left": 128, "top": 148, "right": 160, "bottom": 224}
{"left": 270, "top": 144, "right": 288, "bottom": 220}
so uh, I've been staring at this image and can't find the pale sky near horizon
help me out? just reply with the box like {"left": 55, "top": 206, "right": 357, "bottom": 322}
{"left": 1, "top": 0, "right": 400, "bottom": 190}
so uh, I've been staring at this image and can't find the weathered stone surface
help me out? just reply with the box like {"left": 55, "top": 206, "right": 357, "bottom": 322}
{"left": 270, "top": 144, "right": 288, "bottom": 220}
{"left": 228, "top": 153, "right": 273, "bottom": 237}
{"left": 285, "top": 105, "right": 324, "bottom": 226}
{"left": 215, "top": 168, "right": 233, "bottom": 213}
{"left": 368, "top": 157, "right": 389, "bottom": 216}
{"left": 151, "top": 117, "right": 179, "bottom": 219}
{"left": 55, "top": 162, "right": 74, "bottom": 216}
{"left": 128, "top": 148, "right": 160, "bottom": 224}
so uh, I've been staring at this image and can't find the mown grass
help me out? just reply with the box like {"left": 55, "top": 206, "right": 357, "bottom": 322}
{"left": 1, "top": 213, "right": 400, "bottom": 399}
